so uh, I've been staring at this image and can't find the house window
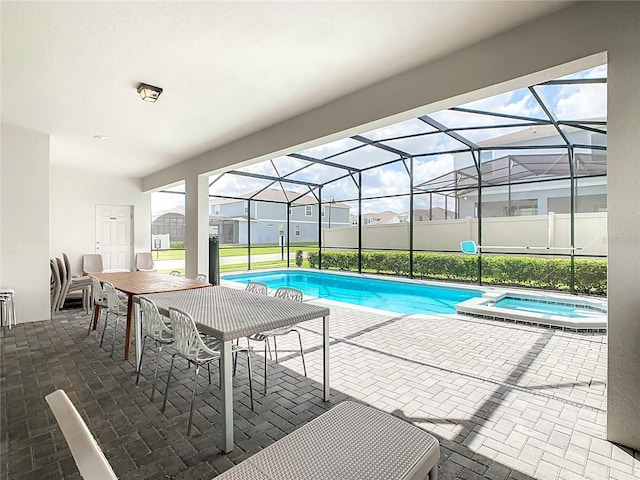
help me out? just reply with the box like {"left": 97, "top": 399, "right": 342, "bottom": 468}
{"left": 267, "top": 223, "right": 274, "bottom": 228}
{"left": 305, "top": 205, "right": 312, "bottom": 217}
{"left": 321, "top": 206, "right": 326, "bottom": 217}
{"left": 295, "top": 226, "right": 301, "bottom": 236}
{"left": 214, "top": 205, "right": 220, "bottom": 215}
{"left": 504, "top": 201, "right": 538, "bottom": 216}
{"left": 243, "top": 201, "right": 248, "bottom": 214}
{"left": 288, "top": 207, "right": 292, "bottom": 215}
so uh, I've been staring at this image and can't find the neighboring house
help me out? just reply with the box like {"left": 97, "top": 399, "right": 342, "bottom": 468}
{"left": 360, "top": 211, "right": 398, "bottom": 225}
{"left": 151, "top": 207, "right": 186, "bottom": 242}
{"left": 397, "top": 208, "right": 455, "bottom": 222}
{"left": 355, "top": 208, "right": 454, "bottom": 225}
{"left": 420, "top": 123, "right": 607, "bottom": 218}
{"left": 209, "top": 189, "right": 351, "bottom": 244}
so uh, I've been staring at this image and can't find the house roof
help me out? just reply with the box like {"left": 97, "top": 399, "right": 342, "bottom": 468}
{"left": 362, "top": 211, "right": 398, "bottom": 224}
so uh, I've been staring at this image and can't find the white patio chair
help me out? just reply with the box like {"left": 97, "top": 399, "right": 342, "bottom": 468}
{"left": 245, "top": 281, "right": 268, "bottom": 295}
{"left": 100, "top": 282, "right": 128, "bottom": 357}
{"left": 62, "top": 253, "right": 92, "bottom": 313}
{"left": 135, "top": 252, "right": 157, "bottom": 272}
{"left": 83, "top": 254, "right": 104, "bottom": 275}
{"left": 162, "top": 307, "right": 254, "bottom": 435}
{"left": 0, "top": 288, "right": 16, "bottom": 329}
{"left": 248, "top": 286, "right": 306, "bottom": 394}
{"left": 45, "top": 389, "right": 117, "bottom": 480}
{"left": 50, "top": 259, "right": 62, "bottom": 316}
{"left": 136, "top": 296, "right": 173, "bottom": 401}
{"left": 195, "top": 273, "right": 207, "bottom": 282}
{"left": 88, "top": 277, "right": 108, "bottom": 336}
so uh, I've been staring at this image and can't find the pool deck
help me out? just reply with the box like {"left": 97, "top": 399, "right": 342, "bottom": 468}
{"left": 1, "top": 301, "right": 638, "bottom": 479}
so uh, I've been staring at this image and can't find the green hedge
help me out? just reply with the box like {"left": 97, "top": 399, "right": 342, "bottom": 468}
{"left": 306, "top": 251, "right": 606, "bottom": 296}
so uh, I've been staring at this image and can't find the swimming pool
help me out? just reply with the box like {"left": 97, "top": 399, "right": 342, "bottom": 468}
{"left": 456, "top": 291, "right": 607, "bottom": 330}
{"left": 494, "top": 297, "right": 605, "bottom": 319}
{"left": 222, "top": 270, "right": 483, "bottom": 315}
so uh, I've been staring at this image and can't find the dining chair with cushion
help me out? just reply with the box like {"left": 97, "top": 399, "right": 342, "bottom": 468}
{"left": 82, "top": 254, "right": 104, "bottom": 275}
{"left": 135, "top": 252, "right": 157, "bottom": 272}
{"left": 162, "top": 307, "right": 254, "bottom": 435}
{"left": 136, "top": 296, "right": 174, "bottom": 401}
{"left": 248, "top": 286, "right": 306, "bottom": 394}
{"left": 195, "top": 273, "right": 208, "bottom": 282}
{"left": 89, "top": 277, "right": 108, "bottom": 336}
{"left": 101, "top": 282, "right": 128, "bottom": 357}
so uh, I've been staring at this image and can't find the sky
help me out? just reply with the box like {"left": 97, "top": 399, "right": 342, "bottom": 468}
{"left": 152, "top": 65, "right": 607, "bottom": 215}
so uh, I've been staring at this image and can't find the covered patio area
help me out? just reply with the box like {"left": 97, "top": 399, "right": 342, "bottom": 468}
{"left": 2, "top": 302, "right": 636, "bottom": 479}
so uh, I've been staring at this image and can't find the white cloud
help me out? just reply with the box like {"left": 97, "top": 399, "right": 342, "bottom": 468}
{"left": 552, "top": 84, "right": 607, "bottom": 120}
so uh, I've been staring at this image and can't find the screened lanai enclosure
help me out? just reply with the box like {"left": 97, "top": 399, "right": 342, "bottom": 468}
{"left": 154, "top": 64, "right": 607, "bottom": 294}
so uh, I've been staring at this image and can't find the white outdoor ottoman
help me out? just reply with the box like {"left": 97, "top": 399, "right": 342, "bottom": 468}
{"left": 213, "top": 401, "right": 440, "bottom": 480}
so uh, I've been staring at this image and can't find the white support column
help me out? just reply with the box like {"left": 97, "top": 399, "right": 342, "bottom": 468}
{"left": 220, "top": 340, "right": 234, "bottom": 452}
{"left": 184, "top": 174, "right": 210, "bottom": 279}
{"left": 607, "top": 31, "right": 640, "bottom": 450}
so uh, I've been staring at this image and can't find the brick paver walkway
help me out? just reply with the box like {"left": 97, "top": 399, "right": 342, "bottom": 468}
{"left": 1, "top": 300, "right": 638, "bottom": 479}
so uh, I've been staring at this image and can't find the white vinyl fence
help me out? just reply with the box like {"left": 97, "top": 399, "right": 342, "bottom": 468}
{"left": 323, "top": 212, "right": 607, "bottom": 256}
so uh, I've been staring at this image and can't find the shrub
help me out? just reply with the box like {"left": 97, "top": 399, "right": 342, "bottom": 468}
{"left": 304, "top": 250, "right": 607, "bottom": 295}
{"left": 295, "top": 250, "right": 303, "bottom": 267}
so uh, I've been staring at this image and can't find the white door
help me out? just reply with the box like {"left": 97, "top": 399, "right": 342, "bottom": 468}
{"left": 95, "top": 205, "right": 132, "bottom": 271}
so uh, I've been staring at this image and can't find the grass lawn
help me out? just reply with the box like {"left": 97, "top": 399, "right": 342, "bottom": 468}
{"left": 154, "top": 244, "right": 318, "bottom": 260}
{"left": 158, "top": 258, "right": 310, "bottom": 276}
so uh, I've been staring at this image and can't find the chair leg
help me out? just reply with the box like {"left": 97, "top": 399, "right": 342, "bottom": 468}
{"left": 187, "top": 365, "right": 200, "bottom": 436}
{"left": 110, "top": 315, "right": 120, "bottom": 357}
{"left": 136, "top": 336, "right": 147, "bottom": 385}
{"left": 162, "top": 355, "right": 177, "bottom": 413}
{"left": 151, "top": 342, "right": 163, "bottom": 402}
{"left": 263, "top": 340, "right": 268, "bottom": 394}
{"left": 88, "top": 306, "right": 99, "bottom": 335}
{"left": 273, "top": 337, "right": 279, "bottom": 363}
{"left": 294, "top": 330, "right": 307, "bottom": 377}
{"left": 207, "top": 363, "right": 212, "bottom": 384}
{"left": 218, "top": 357, "right": 221, "bottom": 389}
{"left": 246, "top": 351, "right": 254, "bottom": 410}
{"left": 100, "top": 312, "right": 109, "bottom": 347}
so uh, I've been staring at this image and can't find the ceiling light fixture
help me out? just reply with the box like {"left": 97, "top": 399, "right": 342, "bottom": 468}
{"left": 137, "top": 83, "right": 163, "bottom": 102}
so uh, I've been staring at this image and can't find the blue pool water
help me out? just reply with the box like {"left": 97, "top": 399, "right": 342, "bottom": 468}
{"left": 223, "top": 270, "right": 483, "bottom": 315}
{"left": 494, "top": 297, "right": 606, "bottom": 319}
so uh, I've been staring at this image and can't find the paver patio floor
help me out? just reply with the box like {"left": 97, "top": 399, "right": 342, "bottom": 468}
{"left": 1, "top": 300, "right": 638, "bottom": 479}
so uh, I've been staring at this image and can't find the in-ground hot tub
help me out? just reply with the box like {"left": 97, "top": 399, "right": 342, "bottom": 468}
{"left": 456, "top": 290, "right": 607, "bottom": 331}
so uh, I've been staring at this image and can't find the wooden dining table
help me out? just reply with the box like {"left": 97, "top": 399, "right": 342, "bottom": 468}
{"left": 90, "top": 271, "right": 209, "bottom": 361}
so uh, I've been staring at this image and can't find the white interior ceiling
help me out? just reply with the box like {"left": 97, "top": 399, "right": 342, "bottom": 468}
{"left": 1, "top": 1, "right": 570, "bottom": 178}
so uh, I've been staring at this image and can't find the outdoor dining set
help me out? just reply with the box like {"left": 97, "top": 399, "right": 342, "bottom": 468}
{"left": 43, "top": 252, "right": 440, "bottom": 480}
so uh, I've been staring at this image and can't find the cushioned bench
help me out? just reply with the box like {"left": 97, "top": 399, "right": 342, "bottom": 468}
{"left": 214, "top": 401, "right": 440, "bottom": 480}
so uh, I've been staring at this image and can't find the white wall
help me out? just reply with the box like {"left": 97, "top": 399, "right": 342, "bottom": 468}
{"left": 1, "top": 124, "right": 51, "bottom": 322}
{"left": 606, "top": 18, "right": 640, "bottom": 449}
{"left": 50, "top": 166, "right": 151, "bottom": 276}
